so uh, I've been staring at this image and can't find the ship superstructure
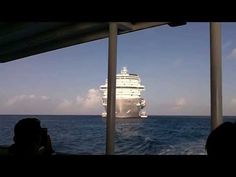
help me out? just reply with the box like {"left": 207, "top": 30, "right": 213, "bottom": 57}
{"left": 100, "top": 67, "right": 147, "bottom": 118}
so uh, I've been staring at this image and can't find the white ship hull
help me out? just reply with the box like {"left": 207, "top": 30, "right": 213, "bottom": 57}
{"left": 102, "top": 98, "right": 146, "bottom": 118}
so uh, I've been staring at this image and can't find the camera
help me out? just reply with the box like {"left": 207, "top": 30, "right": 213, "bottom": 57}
{"left": 40, "top": 128, "right": 54, "bottom": 154}
{"left": 41, "top": 128, "right": 48, "bottom": 147}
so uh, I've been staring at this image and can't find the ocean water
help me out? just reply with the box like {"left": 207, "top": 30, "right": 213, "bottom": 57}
{"left": 1, "top": 115, "right": 236, "bottom": 155}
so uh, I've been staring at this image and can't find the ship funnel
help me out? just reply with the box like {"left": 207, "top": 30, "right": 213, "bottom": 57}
{"left": 121, "top": 67, "right": 128, "bottom": 74}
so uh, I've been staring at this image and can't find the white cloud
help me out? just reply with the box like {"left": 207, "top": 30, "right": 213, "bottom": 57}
{"left": 6, "top": 95, "right": 27, "bottom": 106}
{"left": 2, "top": 89, "right": 103, "bottom": 115}
{"left": 176, "top": 98, "right": 186, "bottom": 106}
{"left": 57, "top": 99, "right": 73, "bottom": 109}
{"left": 172, "top": 97, "right": 187, "bottom": 110}
{"left": 229, "top": 48, "right": 236, "bottom": 59}
{"left": 6, "top": 94, "right": 49, "bottom": 106}
{"left": 56, "top": 88, "right": 103, "bottom": 114}
{"left": 83, "top": 89, "right": 101, "bottom": 108}
{"left": 6, "top": 94, "right": 39, "bottom": 106}
{"left": 29, "top": 94, "right": 36, "bottom": 99}
{"left": 3, "top": 94, "right": 54, "bottom": 114}
{"left": 76, "top": 96, "right": 83, "bottom": 103}
{"left": 231, "top": 98, "right": 236, "bottom": 104}
{"left": 223, "top": 98, "right": 236, "bottom": 115}
{"left": 41, "top": 96, "right": 49, "bottom": 100}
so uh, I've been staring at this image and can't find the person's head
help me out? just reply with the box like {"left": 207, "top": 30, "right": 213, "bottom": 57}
{"left": 13, "top": 118, "right": 42, "bottom": 151}
{"left": 205, "top": 122, "right": 236, "bottom": 156}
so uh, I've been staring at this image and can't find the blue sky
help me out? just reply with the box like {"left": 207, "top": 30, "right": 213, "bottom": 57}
{"left": 0, "top": 22, "right": 236, "bottom": 115}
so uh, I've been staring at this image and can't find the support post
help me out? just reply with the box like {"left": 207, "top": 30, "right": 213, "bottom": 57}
{"left": 210, "top": 22, "right": 223, "bottom": 130}
{"left": 106, "top": 22, "right": 117, "bottom": 155}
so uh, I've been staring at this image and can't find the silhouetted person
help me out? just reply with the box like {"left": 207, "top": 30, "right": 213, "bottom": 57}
{"left": 8, "top": 118, "right": 54, "bottom": 158}
{"left": 205, "top": 122, "right": 236, "bottom": 156}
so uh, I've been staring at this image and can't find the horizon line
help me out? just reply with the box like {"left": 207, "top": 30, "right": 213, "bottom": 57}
{"left": 0, "top": 114, "right": 236, "bottom": 117}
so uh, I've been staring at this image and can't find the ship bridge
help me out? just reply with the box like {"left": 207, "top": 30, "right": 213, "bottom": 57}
{"left": 0, "top": 22, "right": 223, "bottom": 156}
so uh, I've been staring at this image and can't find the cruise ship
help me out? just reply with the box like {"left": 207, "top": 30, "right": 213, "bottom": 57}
{"left": 100, "top": 67, "right": 147, "bottom": 118}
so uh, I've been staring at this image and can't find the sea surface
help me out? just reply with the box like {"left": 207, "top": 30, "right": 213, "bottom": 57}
{"left": 1, "top": 115, "right": 236, "bottom": 155}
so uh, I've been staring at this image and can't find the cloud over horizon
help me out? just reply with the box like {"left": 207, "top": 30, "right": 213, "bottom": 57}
{"left": 231, "top": 98, "right": 236, "bottom": 105}
{"left": 172, "top": 97, "right": 187, "bottom": 111}
{"left": 0, "top": 89, "right": 103, "bottom": 115}
{"left": 6, "top": 94, "right": 49, "bottom": 106}
{"left": 1, "top": 94, "right": 53, "bottom": 114}
{"left": 56, "top": 88, "right": 103, "bottom": 114}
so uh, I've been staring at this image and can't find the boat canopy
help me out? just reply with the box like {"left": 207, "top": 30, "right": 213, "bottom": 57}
{"left": 0, "top": 22, "right": 185, "bottom": 63}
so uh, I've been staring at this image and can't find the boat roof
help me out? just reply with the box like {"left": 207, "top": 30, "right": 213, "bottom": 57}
{"left": 0, "top": 22, "right": 186, "bottom": 63}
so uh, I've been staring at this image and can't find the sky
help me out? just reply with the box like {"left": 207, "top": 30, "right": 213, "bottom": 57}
{"left": 0, "top": 22, "right": 236, "bottom": 115}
